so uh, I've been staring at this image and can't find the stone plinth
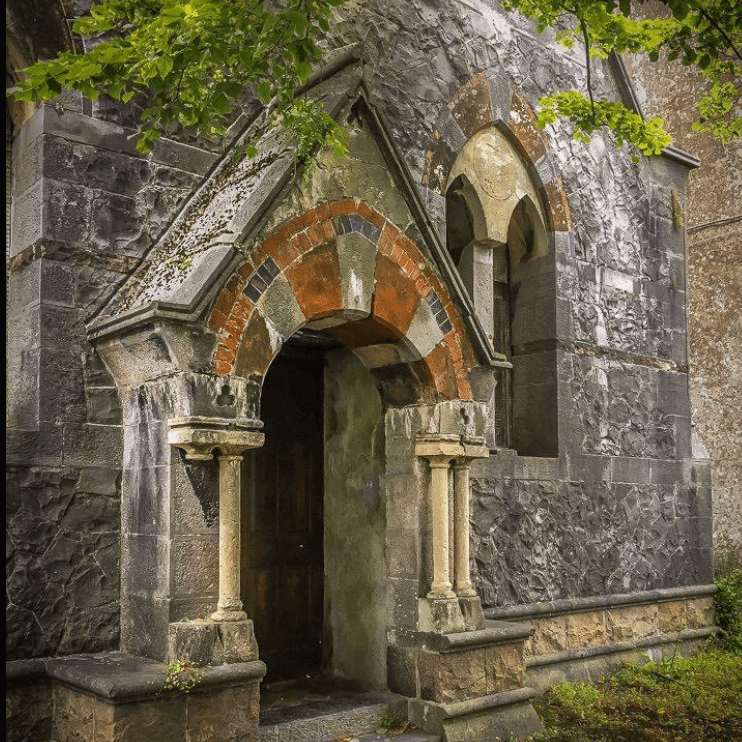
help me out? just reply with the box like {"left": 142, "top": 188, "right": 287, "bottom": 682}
{"left": 388, "top": 620, "right": 540, "bottom": 741}
{"left": 168, "top": 619, "right": 258, "bottom": 666}
{"left": 46, "top": 652, "right": 265, "bottom": 742}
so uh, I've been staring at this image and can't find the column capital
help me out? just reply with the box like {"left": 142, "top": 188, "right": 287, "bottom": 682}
{"left": 168, "top": 416, "right": 265, "bottom": 460}
{"left": 415, "top": 434, "right": 464, "bottom": 460}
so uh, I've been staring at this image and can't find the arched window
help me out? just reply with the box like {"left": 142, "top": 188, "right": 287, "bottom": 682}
{"left": 446, "top": 129, "right": 554, "bottom": 455}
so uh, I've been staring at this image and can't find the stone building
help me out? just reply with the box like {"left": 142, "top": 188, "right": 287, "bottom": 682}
{"left": 6, "top": 1, "right": 721, "bottom": 741}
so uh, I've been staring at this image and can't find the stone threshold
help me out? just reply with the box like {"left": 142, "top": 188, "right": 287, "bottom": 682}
{"left": 394, "top": 619, "right": 533, "bottom": 654}
{"left": 258, "top": 690, "right": 407, "bottom": 742}
{"left": 527, "top": 626, "right": 719, "bottom": 669}
{"left": 485, "top": 583, "right": 718, "bottom": 622}
{"left": 9, "top": 651, "right": 265, "bottom": 705}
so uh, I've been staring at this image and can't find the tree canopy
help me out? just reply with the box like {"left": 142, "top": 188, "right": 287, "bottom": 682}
{"left": 7, "top": 0, "right": 742, "bottom": 159}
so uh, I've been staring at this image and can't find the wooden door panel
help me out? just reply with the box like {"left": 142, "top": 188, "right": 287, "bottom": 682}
{"left": 241, "top": 352, "right": 324, "bottom": 682}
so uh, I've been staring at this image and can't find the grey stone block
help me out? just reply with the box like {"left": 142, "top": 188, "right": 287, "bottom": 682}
{"left": 171, "top": 536, "right": 219, "bottom": 598}
{"left": 64, "top": 423, "right": 123, "bottom": 469}
{"left": 121, "top": 535, "right": 170, "bottom": 597}
{"left": 122, "top": 465, "right": 170, "bottom": 536}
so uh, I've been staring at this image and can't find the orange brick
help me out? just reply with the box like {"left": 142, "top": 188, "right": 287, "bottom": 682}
{"left": 315, "top": 202, "right": 333, "bottom": 221}
{"left": 284, "top": 243, "right": 343, "bottom": 321}
{"left": 261, "top": 234, "right": 281, "bottom": 259}
{"left": 357, "top": 201, "right": 385, "bottom": 228}
{"left": 208, "top": 309, "right": 228, "bottom": 333}
{"left": 213, "top": 288, "right": 236, "bottom": 319}
{"left": 300, "top": 208, "right": 318, "bottom": 227}
{"left": 305, "top": 220, "right": 334, "bottom": 248}
{"left": 424, "top": 344, "right": 458, "bottom": 401}
{"left": 215, "top": 359, "right": 231, "bottom": 375}
{"left": 328, "top": 198, "right": 356, "bottom": 217}
{"left": 215, "top": 344, "right": 235, "bottom": 365}
{"left": 373, "top": 255, "right": 421, "bottom": 337}
{"left": 237, "top": 260, "right": 256, "bottom": 280}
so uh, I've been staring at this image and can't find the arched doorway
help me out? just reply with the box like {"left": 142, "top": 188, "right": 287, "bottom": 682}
{"left": 241, "top": 328, "right": 388, "bottom": 689}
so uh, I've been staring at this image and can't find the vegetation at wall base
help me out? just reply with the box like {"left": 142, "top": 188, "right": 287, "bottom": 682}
{"left": 714, "top": 567, "right": 742, "bottom": 654}
{"left": 529, "top": 651, "right": 742, "bottom": 742}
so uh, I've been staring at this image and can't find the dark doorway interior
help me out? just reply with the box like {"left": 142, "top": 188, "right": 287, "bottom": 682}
{"left": 241, "top": 346, "right": 326, "bottom": 683}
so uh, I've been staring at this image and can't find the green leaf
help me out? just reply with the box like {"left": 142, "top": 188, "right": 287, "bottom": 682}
{"left": 257, "top": 81, "right": 272, "bottom": 105}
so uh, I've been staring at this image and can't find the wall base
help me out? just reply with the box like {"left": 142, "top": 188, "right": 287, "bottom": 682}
{"left": 409, "top": 687, "right": 542, "bottom": 742}
{"left": 44, "top": 652, "right": 265, "bottom": 742}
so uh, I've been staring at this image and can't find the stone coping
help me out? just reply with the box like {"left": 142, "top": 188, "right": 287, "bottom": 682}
{"left": 526, "top": 626, "right": 719, "bottom": 668}
{"left": 6, "top": 652, "right": 265, "bottom": 704}
{"left": 435, "top": 686, "right": 540, "bottom": 719}
{"left": 395, "top": 620, "right": 533, "bottom": 654}
{"left": 5, "top": 658, "right": 47, "bottom": 680}
{"left": 484, "top": 584, "right": 718, "bottom": 621}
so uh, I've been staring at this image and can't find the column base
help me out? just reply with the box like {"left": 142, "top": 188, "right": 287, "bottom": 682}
{"left": 169, "top": 619, "right": 258, "bottom": 665}
{"left": 211, "top": 608, "right": 247, "bottom": 622}
{"left": 419, "top": 595, "right": 485, "bottom": 634}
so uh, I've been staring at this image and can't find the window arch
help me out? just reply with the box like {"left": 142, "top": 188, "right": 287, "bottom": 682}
{"left": 446, "top": 128, "right": 556, "bottom": 455}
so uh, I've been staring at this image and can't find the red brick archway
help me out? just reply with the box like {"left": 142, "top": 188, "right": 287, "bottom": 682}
{"left": 208, "top": 199, "right": 475, "bottom": 403}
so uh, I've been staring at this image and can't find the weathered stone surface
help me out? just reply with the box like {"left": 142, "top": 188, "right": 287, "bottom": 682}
{"left": 470, "top": 463, "right": 704, "bottom": 608}
{"left": 418, "top": 648, "right": 487, "bottom": 703}
{"left": 6, "top": 465, "right": 120, "bottom": 660}
{"left": 6, "top": 677, "right": 53, "bottom": 742}
{"left": 606, "top": 604, "right": 659, "bottom": 641}
{"left": 485, "top": 641, "right": 526, "bottom": 693}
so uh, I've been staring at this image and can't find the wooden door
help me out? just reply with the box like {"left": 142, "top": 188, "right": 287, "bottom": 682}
{"left": 241, "top": 352, "right": 325, "bottom": 682}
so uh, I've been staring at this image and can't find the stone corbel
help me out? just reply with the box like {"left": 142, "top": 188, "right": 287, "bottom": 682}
{"left": 168, "top": 417, "right": 265, "bottom": 622}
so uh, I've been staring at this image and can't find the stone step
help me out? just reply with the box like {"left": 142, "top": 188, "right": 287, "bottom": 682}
{"left": 258, "top": 691, "right": 408, "bottom": 742}
{"left": 349, "top": 732, "right": 440, "bottom": 742}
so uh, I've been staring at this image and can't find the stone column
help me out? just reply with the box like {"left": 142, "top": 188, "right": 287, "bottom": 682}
{"left": 428, "top": 457, "right": 456, "bottom": 599}
{"left": 168, "top": 417, "right": 265, "bottom": 625}
{"left": 452, "top": 459, "right": 476, "bottom": 597}
{"left": 212, "top": 444, "right": 249, "bottom": 621}
{"left": 416, "top": 435, "right": 463, "bottom": 600}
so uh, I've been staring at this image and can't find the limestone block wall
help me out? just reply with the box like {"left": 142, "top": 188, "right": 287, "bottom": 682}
{"left": 470, "top": 453, "right": 711, "bottom": 609}
{"left": 623, "top": 18, "right": 741, "bottom": 567}
{"left": 6, "top": 98, "right": 222, "bottom": 659}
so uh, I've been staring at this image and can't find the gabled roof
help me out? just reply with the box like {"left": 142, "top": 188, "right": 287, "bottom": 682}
{"left": 89, "top": 51, "right": 497, "bottom": 367}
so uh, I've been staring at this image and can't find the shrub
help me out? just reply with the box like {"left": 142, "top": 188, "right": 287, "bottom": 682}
{"left": 715, "top": 568, "right": 742, "bottom": 654}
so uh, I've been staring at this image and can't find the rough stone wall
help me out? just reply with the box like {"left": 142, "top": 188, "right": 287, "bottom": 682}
{"left": 470, "top": 452, "right": 710, "bottom": 608}
{"left": 623, "top": 22, "right": 742, "bottom": 567}
{"left": 6, "top": 97, "right": 222, "bottom": 659}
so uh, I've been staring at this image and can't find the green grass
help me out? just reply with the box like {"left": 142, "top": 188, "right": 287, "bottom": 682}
{"left": 529, "top": 650, "right": 742, "bottom": 742}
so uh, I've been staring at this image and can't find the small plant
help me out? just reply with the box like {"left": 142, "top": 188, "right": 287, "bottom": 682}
{"left": 163, "top": 660, "right": 203, "bottom": 693}
{"left": 715, "top": 568, "right": 742, "bottom": 654}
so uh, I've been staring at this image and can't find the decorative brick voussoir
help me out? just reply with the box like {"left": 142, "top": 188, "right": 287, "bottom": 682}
{"left": 540, "top": 177, "right": 572, "bottom": 232}
{"left": 207, "top": 199, "right": 476, "bottom": 402}
{"left": 509, "top": 91, "right": 548, "bottom": 163}
{"left": 448, "top": 71, "right": 496, "bottom": 139}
